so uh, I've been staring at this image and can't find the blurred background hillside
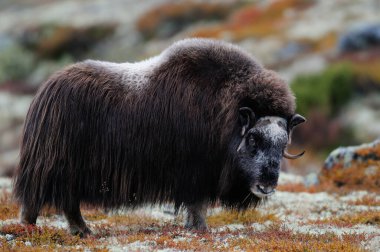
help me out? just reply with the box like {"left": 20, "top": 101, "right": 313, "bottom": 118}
{"left": 0, "top": 0, "right": 380, "bottom": 179}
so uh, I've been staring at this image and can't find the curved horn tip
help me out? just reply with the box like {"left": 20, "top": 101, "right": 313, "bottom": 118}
{"left": 284, "top": 150, "right": 305, "bottom": 159}
{"left": 290, "top": 114, "right": 306, "bottom": 128}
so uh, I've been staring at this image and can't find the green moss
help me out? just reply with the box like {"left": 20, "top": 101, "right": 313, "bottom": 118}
{"left": 291, "top": 63, "right": 355, "bottom": 117}
{"left": 0, "top": 44, "right": 35, "bottom": 83}
{"left": 21, "top": 23, "right": 116, "bottom": 59}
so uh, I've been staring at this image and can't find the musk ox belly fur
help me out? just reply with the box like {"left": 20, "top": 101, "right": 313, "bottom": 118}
{"left": 13, "top": 38, "right": 301, "bottom": 235}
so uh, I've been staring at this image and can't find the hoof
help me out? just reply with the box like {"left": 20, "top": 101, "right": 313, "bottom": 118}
{"left": 69, "top": 226, "right": 92, "bottom": 238}
{"left": 185, "top": 222, "right": 208, "bottom": 232}
{"left": 20, "top": 219, "right": 36, "bottom": 225}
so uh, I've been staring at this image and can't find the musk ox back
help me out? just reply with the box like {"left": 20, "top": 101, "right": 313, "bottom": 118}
{"left": 13, "top": 38, "right": 305, "bottom": 237}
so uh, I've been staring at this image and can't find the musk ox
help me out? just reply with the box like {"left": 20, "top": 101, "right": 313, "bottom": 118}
{"left": 13, "top": 38, "right": 305, "bottom": 237}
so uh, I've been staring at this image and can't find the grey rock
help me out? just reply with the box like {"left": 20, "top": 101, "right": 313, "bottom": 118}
{"left": 5, "top": 234, "right": 15, "bottom": 241}
{"left": 338, "top": 23, "right": 380, "bottom": 53}
{"left": 324, "top": 139, "right": 380, "bottom": 170}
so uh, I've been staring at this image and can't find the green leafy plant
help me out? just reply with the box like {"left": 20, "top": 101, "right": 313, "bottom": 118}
{"left": 291, "top": 63, "right": 355, "bottom": 117}
{"left": 0, "top": 44, "right": 35, "bottom": 83}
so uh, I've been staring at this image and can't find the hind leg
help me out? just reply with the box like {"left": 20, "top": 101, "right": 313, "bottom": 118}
{"left": 63, "top": 203, "right": 91, "bottom": 238}
{"left": 20, "top": 205, "right": 40, "bottom": 225}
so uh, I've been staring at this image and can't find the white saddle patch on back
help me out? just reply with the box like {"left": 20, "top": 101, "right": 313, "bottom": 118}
{"left": 86, "top": 55, "right": 163, "bottom": 90}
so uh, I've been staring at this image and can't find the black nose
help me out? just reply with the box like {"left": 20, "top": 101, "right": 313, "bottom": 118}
{"left": 260, "top": 171, "right": 278, "bottom": 184}
{"left": 260, "top": 161, "right": 279, "bottom": 184}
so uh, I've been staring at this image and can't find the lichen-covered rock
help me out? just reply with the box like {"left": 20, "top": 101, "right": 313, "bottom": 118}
{"left": 321, "top": 139, "right": 380, "bottom": 191}
{"left": 324, "top": 139, "right": 380, "bottom": 169}
{"left": 338, "top": 23, "right": 380, "bottom": 53}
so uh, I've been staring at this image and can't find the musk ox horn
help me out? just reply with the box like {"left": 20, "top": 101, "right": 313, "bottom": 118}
{"left": 284, "top": 150, "right": 305, "bottom": 159}
{"left": 239, "top": 107, "right": 255, "bottom": 136}
{"left": 289, "top": 114, "right": 306, "bottom": 130}
{"left": 285, "top": 114, "right": 306, "bottom": 159}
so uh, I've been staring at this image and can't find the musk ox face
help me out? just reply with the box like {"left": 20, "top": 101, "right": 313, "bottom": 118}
{"left": 235, "top": 107, "right": 305, "bottom": 198}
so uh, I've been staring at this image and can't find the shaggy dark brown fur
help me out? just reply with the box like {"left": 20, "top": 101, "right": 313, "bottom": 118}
{"left": 13, "top": 39, "right": 296, "bottom": 235}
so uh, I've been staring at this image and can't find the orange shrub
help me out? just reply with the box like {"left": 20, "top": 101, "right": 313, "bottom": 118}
{"left": 136, "top": 2, "right": 233, "bottom": 39}
{"left": 192, "top": 0, "right": 312, "bottom": 40}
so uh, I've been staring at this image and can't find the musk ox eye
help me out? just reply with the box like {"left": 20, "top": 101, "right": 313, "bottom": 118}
{"left": 277, "top": 120, "right": 286, "bottom": 129}
{"left": 247, "top": 135, "right": 257, "bottom": 152}
{"left": 248, "top": 135, "right": 256, "bottom": 148}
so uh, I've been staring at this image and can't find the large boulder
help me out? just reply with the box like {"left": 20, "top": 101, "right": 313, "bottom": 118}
{"left": 321, "top": 139, "right": 380, "bottom": 191}
{"left": 338, "top": 23, "right": 380, "bottom": 53}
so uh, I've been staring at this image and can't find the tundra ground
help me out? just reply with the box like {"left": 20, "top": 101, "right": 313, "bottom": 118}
{"left": 0, "top": 175, "right": 379, "bottom": 252}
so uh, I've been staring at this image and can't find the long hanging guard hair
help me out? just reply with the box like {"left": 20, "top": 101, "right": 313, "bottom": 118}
{"left": 13, "top": 39, "right": 296, "bottom": 214}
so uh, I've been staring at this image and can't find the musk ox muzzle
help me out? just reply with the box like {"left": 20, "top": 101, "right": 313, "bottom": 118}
{"left": 13, "top": 38, "right": 305, "bottom": 237}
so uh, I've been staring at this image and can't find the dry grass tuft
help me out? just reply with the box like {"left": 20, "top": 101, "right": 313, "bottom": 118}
{"left": 320, "top": 160, "right": 380, "bottom": 192}
{"left": 277, "top": 183, "right": 318, "bottom": 193}
{"left": 207, "top": 209, "right": 278, "bottom": 227}
{"left": 225, "top": 224, "right": 367, "bottom": 252}
{"left": 336, "top": 211, "right": 379, "bottom": 227}
{"left": 309, "top": 211, "right": 380, "bottom": 227}
{"left": 0, "top": 223, "right": 105, "bottom": 250}
{"left": 347, "top": 195, "right": 380, "bottom": 207}
{"left": 0, "top": 190, "right": 19, "bottom": 220}
{"left": 0, "top": 224, "right": 79, "bottom": 245}
{"left": 107, "top": 213, "right": 159, "bottom": 227}
{"left": 83, "top": 209, "right": 108, "bottom": 221}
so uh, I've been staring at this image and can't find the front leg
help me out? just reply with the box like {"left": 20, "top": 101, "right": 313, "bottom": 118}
{"left": 185, "top": 202, "right": 208, "bottom": 231}
{"left": 63, "top": 203, "right": 92, "bottom": 238}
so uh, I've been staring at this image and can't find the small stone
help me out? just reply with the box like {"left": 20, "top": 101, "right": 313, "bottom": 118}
{"left": 5, "top": 234, "right": 14, "bottom": 241}
{"left": 25, "top": 241, "right": 32, "bottom": 246}
{"left": 200, "top": 238, "right": 207, "bottom": 243}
